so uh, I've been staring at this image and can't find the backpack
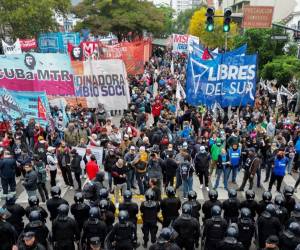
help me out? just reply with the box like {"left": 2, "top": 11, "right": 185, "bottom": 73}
{"left": 36, "top": 162, "right": 47, "bottom": 183}
{"left": 180, "top": 162, "right": 191, "bottom": 181}
{"left": 136, "top": 152, "right": 148, "bottom": 173}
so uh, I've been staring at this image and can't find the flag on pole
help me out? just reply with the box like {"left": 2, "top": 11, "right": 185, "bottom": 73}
{"left": 176, "top": 81, "right": 186, "bottom": 115}
{"left": 38, "top": 96, "right": 47, "bottom": 120}
{"left": 171, "top": 59, "right": 174, "bottom": 75}
{"left": 202, "top": 48, "right": 211, "bottom": 60}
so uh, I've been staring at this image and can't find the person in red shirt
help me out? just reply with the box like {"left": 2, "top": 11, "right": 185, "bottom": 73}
{"left": 152, "top": 99, "right": 163, "bottom": 126}
{"left": 86, "top": 154, "right": 99, "bottom": 180}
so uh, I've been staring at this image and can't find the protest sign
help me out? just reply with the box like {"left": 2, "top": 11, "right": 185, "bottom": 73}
{"left": 0, "top": 88, "right": 50, "bottom": 127}
{"left": 19, "top": 39, "right": 37, "bottom": 51}
{"left": 172, "top": 34, "right": 189, "bottom": 53}
{"left": 2, "top": 39, "right": 22, "bottom": 55}
{"left": 38, "top": 32, "right": 80, "bottom": 53}
{"left": 73, "top": 146, "right": 104, "bottom": 165}
{"left": 0, "top": 53, "right": 75, "bottom": 95}
{"left": 186, "top": 53, "right": 257, "bottom": 107}
{"left": 74, "top": 59, "right": 130, "bottom": 110}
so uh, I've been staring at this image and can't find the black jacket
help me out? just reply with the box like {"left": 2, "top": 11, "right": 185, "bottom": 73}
{"left": 70, "top": 154, "right": 82, "bottom": 173}
{"left": 4, "top": 203, "right": 26, "bottom": 234}
{"left": 46, "top": 197, "right": 69, "bottom": 221}
{"left": 0, "top": 157, "right": 17, "bottom": 178}
{"left": 23, "top": 170, "right": 38, "bottom": 191}
{"left": 52, "top": 216, "right": 80, "bottom": 242}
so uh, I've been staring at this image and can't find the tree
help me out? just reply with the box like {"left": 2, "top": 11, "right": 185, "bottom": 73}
{"left": 0, "top": 0, "right": 71, "bottom": 39}
{"left": 188, "top": 7, "right": 238, "bottom": 49}
{"left": 154, "top": 5, "right": 174, "bottom": 38}
{"left": 73, "top": 0, "right": 166, "bottom": 40}
{"left": 234, "top": 28, "right": 285, "bottom": 70}
{"left": 261, "top": 56, "right": 300, "bottom": 86}
{"left": 173, "top": 8, "right": 197, "bottom": 34}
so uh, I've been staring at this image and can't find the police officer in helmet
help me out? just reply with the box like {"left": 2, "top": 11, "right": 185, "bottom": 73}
{"left": 202, "top": 189, "right": 222, "bottom": 222}
{"left": 25, "top": 195, "right": 48, "bottom": 223}
{"left": 216, "top": 223, "right": 244, "bottom": 250}
{"left": 173, "top": 203, "right": 200, "bottom": 250}
{"left": 161, "top": 186, "right": 181, "bottom": 227}
{"left": 279, "top": 222, "right": 300, "bottom": 249}
{"left": 149, "top": 227, "right": 181, "bottom": 250}
{"left": 237, "top": 208, "right": 255, "bottom": 250}
{"left": 240, "top": 190, "right": 257, "bottom": 220}
{"left": 70, "top": 192, "right": 90, "bottom": 233}
{"left": 46, "top": 186, "right": 68, "bottom": 222}
{"left": 105, "top": 210, "right": 137, "bottom": 250}
{"left": 222, "top": 189, "right": 240, "bottom": 223}
{"left": 183, "top": 190, "right": 201, "bottom": 221}
{"left": 202, "top": 205, "right": 227, "bottom": 250}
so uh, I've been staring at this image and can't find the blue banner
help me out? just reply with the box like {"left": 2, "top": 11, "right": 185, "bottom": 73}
{"left": 0, "top": 88, "right": 51, "bottom": 127}
{"left": 191, "top": 43, "right": 247, "bottom": 59}
{"left": 38, "top": 32, "right": 80, "bottom": 53}
{"left": 186, "top": 53, "right": 257, "bottom": 107}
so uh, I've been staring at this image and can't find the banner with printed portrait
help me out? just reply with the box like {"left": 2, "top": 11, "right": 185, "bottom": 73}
{"left": 0, "top": 53, "right": 75, "bottom": 95}
{"left": 73, "top": 59, "right": 130, "bottom": 110}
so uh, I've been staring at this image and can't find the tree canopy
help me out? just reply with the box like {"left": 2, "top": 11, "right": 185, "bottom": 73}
{"left": 234, "top": 28, "right": 285, "bottom": 71}
{"left": 261, "top": 55, "right": 300, "bottom": 86}
{"left": 0, "top": 0, "right": 71, "bottom": 39}
{"left": 188, "top": 7, "right": 238, "bottom": 49}
{"left": 73, "top": 0, "right": 167, "bottom": 40}
{"left": 173, "top": 8, "right": 197, "bottom": 34}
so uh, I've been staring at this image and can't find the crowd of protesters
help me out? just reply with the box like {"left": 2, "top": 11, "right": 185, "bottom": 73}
{"left": 1, "top": 48, "right": 300, "bottom": 249}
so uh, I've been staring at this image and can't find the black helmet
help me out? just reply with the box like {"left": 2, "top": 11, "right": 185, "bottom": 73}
{"left": 262, "top": 191, "right": 272, "bottom": 202}
{"left": 82, "top": 182, "right": 94, "bottom": 200}
{"left": 99, "top": 188, "right": 109, "bottom": 200}
{"left": 95, "top": 172, "right": 105, "bottom": 182}
{"left": 51, "top": 186, "right": 61, "bottom": 197}
{"left": 240, "top": 208, "right": 251, "bottom": 219}
{"left": 28, "top": 196, "right": 39, "bottom": 207}
{"left": 123, "top": 190, "right": 132, "bottom": 201}
{"left": 274, "top": 194, "right": 285, "bottom": 206}
{"left": 228, "top": 189, "right": 237, "bottom": 199}
{"left": 5, "top": 194, "right": 16, "bottom": 205}
{"left": 188, "top": 190, "right": 197, "bottom": 200}
{"left": 99, "top": 199, "right": 109, "bottom": 211}
{"left": 288, "top": 222, "right": 300, "bottom": 236}
{"left": 182, "top": 203, "right": 192, "bottom": 215}
{"left": 226, "top": 224, "right": 239, "bottom": 238}
{"left": 145, "top": 189, "right": 155, "bottom": 201}
{"left": 118, "top": 210, "right": 129, "bottom": 223}
{"left": 57, "top": 204, "right": 69, "bottom": 217}
{"left": 29, "top": 210, "right": 41, "bottom": 222}
{"left": 266, "top": 204, "right": 276, "bottom": 216}
{"left": 89, "top": 207, "right": 100, "bottom": 219}
{"left": 245, "top": 190, "right": 255, "bottom": 201}
{"left": 74, "top": 192, "right": 84, "bottom": 203}
{"left": 157, "top": 227, "right": 173, "bottom": 244}
{"left": 209, "top": 190, "right": 218, "bottom": 201}
{"left": 284, "top": 186, "right": 294, "bottom": 197}
{"left": 211, "top": 205, "right": 222, "bottom": 216}
{"left": 166, "top": 186, "right": 175, "bottom": 197}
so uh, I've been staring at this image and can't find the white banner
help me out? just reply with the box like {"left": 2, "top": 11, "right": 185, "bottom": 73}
{"left": 172, "top": 34, "right": 189, "bottom": 53}
{"left": 73, "top": 146, "right": 104, "bottom": 166}
{"left": 187, "top": 35, "right": 199, "bottom": 53}
{"left": 2, "top": 39, "right": 22, "bottom": 55}
{"left": 75, "top": 59, "right": 130, "bottom": 110}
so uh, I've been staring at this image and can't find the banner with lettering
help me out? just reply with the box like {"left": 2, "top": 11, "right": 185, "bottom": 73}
{"left": 172, "top": 34, "right": 189, "bottom": 53}
{"left": 0, "top": 53, "right": 75, "bottom": 95}
{"left": 0, "top": 88, "right": 50, "bottom": 127}
{"left": 186, "top": 53, "right": 257, "bottom": 107}
{"left": 19, "top": 39, "right": 37, "bottom": 51}
{"left": 73, "top": 59, "right": 130, "bottom": 110}
{"left": 2, "top": 39, "right": 22, "bottom": 55}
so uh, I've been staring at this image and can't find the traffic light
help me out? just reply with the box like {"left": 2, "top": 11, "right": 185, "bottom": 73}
{"left": 223, "top": 8, "right": 232, "bottom": 32}
{"left": 206, "top": 7, "right": 215, "bottom": 32}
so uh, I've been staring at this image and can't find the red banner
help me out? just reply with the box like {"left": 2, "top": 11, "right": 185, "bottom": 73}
{"left": 19, "top": 39, "right": 37, "bottom": 51}
{"left": 38, "top": 96, "right": 47, "bottom": 120}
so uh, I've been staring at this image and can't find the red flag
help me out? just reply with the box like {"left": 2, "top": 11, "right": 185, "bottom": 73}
{"left": 202, "top": 48, "right": 211, "bottom": 60}
{"left": 38, "top": 97, "right": 47, "bottom": 120}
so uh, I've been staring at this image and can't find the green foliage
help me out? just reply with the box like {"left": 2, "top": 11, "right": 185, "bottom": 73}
{"left": 73, "top": 0, "right": 166, "bottom": 39}
{"left": 261, "top": 56, "right": 300, "bottom": 86}
{"left": 188, "top": 7, "right": 238, "bottom": 49}
{"left": 234, "top": 28, "right": 285, "bottom": 71}
{"left": 0, "top": 0, "right": 71, "bottom": 39}
{"left": 154, "top": 5, "right": 174, "bottom": 37}
{"left": 173, "top": 8, "right": 197, "bottom": 34}
{"left": 285, "top": 42, "right": 298, "bottom": 56}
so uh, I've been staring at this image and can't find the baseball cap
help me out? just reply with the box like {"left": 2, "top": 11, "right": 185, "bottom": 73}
{"left": 90, "top": 237, "right": 101, "bottom": 247}
{"left": 130, "top": 146, "right": 136, "bottom": 150}
{"left": 266, "top": 235, "right": 279, "bottom": 245}
{"left": 0, "top": 207, "right": 11, "bottom": 219}
{"left": 182, "top": 142, "right": 188, "bottom": 149}
{"left": 23, "top": 231, "right": 35, "bottom": 240}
